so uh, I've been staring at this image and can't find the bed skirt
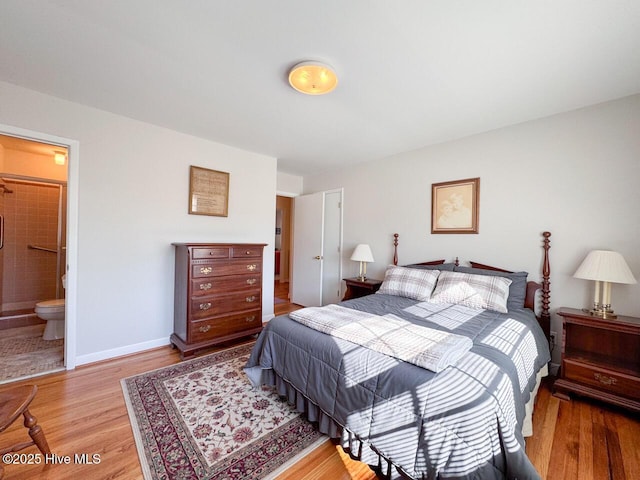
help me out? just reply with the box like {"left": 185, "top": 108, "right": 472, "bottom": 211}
{"left": 249, "top": 362, "right": 549, "bottom": 480}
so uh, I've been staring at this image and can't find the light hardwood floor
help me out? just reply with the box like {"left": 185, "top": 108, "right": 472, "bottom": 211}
{"left": 1, "top": 288, "right": 638, "bottom": 479}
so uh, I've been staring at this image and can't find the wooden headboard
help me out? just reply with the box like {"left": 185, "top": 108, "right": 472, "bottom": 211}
{"left": 391, "top": 231, "right": 552, "bottom": 339}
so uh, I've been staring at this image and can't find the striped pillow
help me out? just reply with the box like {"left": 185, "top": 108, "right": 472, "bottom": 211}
{"left": 429, "top": 271, "right": 512, "bottom": 313}
{"left": 376, "top": 265, "right": 440, "bottom": 301}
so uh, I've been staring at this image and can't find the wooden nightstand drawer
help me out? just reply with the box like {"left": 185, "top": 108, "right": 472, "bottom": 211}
{"left": 563, "top": 359, "right": 640, "bottom": 400}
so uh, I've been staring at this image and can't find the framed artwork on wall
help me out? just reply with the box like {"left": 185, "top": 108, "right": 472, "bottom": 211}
{"left": 189, "top": 165, "right": 230, "bottom": 217}
{"left": 431, "top": 177, "right": 480, "bottom": 234}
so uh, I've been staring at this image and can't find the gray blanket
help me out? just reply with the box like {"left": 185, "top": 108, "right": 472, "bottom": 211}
{"left": 245, "top": 294, "right": 550, "bottom": 480}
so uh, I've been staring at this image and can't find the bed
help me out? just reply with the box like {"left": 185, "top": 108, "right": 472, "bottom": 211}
{"left": 245, "top": 232, "right": 552, "bottom": 480}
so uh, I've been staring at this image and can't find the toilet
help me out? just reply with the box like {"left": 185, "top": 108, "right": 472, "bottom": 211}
{"left": 35, "top": 275, "right": 66, "bottom": 341}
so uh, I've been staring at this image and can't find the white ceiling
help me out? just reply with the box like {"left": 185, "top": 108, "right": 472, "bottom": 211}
{"left": 1, "top": 1, "right": 639, "bottom": 176}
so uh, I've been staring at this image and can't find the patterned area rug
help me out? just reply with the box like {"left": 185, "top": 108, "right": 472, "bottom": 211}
{"left": 121, "top": 342, "right": 327, "bottom": 480}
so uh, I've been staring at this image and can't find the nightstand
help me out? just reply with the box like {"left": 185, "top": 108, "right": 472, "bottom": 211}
{"left": 553, "top": 307, "right": 640, "bottom": 412}
{"left": 342, "top": 278, "right": 383, "bottom": 301}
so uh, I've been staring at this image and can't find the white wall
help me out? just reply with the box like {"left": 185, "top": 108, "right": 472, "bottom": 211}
{"left": 0, "top": 81, "right": 277, "bottom": 364}
{"left": 276, "top": 171, "right": 303, "bottom": 196}
{"left": 304, "top": 94, "right": 640, "bottom": 364}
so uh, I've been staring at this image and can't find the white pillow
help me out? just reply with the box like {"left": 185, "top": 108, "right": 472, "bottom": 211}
{"left": 429, "top": 271, "right": 512, "bottom": 313}
{"left": 376, "top": 265, "right": 440, "bottom": 301}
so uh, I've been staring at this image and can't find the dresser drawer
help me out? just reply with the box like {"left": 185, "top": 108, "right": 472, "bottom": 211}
{"left": 189, "top": 290, "right": 261, "bottom": 319}
{"left": 232, "top": 246, "right": 262, "bottom": 258}
{"left": 192, "top": 246, "right": 231, "bottom": 259}
{"left": 191, "top": 274, "right": 261, "bottom": 296}
{"left": 190, "top": 310, "right": 261, "bottom": 343}
{"left": 191, "top": 259, "right": 262, "bottom": 278}
{"left": 563, "top": 359, "right": 640, "bottom": 400}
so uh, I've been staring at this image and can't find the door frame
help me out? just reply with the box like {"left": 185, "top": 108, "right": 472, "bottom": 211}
{"left": 0, "top": 123, "right": 79, "bottom": 370}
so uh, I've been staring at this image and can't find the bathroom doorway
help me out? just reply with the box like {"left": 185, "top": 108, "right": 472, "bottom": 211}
{"left": 0, "top": 134, "right": 68, "bottom": 384}
{"left": 274, "top": 195, "right": 292, "bottom": 311}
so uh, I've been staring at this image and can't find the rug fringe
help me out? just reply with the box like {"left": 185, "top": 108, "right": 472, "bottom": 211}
{"left": 121, "top": 379, "right": 155, "bottom": 480}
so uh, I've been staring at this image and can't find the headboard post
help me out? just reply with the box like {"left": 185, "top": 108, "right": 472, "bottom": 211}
{"left": 393, "top": 233, "right": 399, "bottom": 266}
{"left": 540, "top": 231, "right": 551, "bottom": 339}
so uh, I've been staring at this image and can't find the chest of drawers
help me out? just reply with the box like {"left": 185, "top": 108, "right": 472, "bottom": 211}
{"left": 171, "top": 243, "right": 266, "bottom": 359}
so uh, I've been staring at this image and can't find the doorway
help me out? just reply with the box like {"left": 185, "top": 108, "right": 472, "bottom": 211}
{"left": 0, "top": 134, "right": 68, "bottom": 383}
{"left": 274, "top": 195, "right": 292, "bottom": 313}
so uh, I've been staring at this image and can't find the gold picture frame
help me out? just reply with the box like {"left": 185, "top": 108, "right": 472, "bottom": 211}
{"left": 431, "top": 177, "right": 480, "bottom": 234}
{"left": 188, "top": 165, "right": 230, "bottom": 217}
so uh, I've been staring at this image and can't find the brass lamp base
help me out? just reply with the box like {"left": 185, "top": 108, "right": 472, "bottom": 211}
{"left": 582, "top": 303, "right": 617, "bottom": 319}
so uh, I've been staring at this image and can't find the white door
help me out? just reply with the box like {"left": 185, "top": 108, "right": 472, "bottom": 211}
{"left": 291, "top": 192, "right": 324, "bottom": 306}
{"left": 291, "top": 190, "right": 343, "bottom": 307}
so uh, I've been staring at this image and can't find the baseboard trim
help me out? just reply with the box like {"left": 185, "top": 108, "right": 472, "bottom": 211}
{"left": 75, "top": 337, "right": 170, "bottom": 366}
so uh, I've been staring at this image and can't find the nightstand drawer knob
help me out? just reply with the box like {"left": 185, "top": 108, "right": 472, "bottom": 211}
{"left": 594, "top": 373, "right": 617, "bottom": 386}
{"left": 199, "top": 324, "right": 211, "bottom": 333}
{"left": 246, "top": 296, "right": 256, "bottom": 303}
{"left": 200, "top": 266, "right": 213, "bottom": 274}
{"left": 247, "top": 264, "right": 257, "bottom": 271}
{"left": 246, "top": 278, "right": 257, "bottom": 285}
{"left": 199, "top": 302, "right": 212, "bottom": 310}
{"left": 199, "top": 283, "right": 212, "bottom": 291}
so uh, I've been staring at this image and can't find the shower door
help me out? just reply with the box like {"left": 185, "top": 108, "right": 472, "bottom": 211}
{"left": 0, "top": 176, "right": 66, "bottom": 315}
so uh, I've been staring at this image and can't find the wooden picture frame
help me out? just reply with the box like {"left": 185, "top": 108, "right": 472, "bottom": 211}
{"left": 431, "top": 177, "right": 480, "bottom": 234}
{"left": 188, "top": 166, "right": 229, "bottom": 217}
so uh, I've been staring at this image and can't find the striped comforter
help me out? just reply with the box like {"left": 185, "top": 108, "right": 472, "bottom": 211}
{"left": 245, "top": 293, "right": 550, "bottom": 480}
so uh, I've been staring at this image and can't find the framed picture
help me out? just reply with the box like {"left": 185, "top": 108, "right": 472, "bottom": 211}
{"left": 431, "top": 177, "right": 480, "bottom": 234}
{"left": 189, "top": 166, "right": 230, "bottom": 217}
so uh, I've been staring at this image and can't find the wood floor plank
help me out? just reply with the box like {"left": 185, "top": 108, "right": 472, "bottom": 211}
{"left": 605, "top": 413, "right": 628, "bottom": 480}
{"left": 527, "top": 378, "right": 558, "bottom": 478}
{"left": 616, "top": 408, "right": 640, "bottom": 480}
{"left": 589, "top": 406, "right": 612, "bottom": 480}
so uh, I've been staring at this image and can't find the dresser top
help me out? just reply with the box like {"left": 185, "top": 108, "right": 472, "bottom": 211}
{"left": 172, "top": 242, "right": 267, "bottom": 247}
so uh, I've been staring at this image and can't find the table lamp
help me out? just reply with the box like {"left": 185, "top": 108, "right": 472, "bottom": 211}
{"left": 573, "top": 250, "right": 637, "bottom": 318}
{"left": 351, "top": 244, "right": 374, "bottom": 281}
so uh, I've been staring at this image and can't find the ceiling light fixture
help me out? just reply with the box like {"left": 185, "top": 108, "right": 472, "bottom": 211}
{"left": 288, "top": 61, "right": 338, "bottom": 95}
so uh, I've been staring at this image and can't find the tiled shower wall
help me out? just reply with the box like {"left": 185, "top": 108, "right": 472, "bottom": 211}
{"left": 1, "top": 181, "right": 63, "bottom": 313}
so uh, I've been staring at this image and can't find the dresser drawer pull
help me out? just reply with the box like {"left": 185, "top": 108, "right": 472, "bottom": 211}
{"left": 199, "top": 283, "right": 212, "bottom": 291}
{"left": 246, "top": 315, "right": 256, "bottom": 322}
{"left": 594, "top": 373, "right": 617, "bottom": 386}
{"left": 246, "top": 278, "right": 257, "bottom": 285}
{"left": 245, "top": 250, "right": 252, "bottom": 255}
{"left": 246, "top": 296, "right": 256, "bottom": 303}
{"left": 199, "top": 302, "right": 212, "bottom": 310}
{"left": 200, "top": 266, "right": 213, "bottom": 274}
{"left": 246, "top": 264, "right": 257, "bottom": 271}
{"left": 199, "top": 325, "right": 211, "bottom": 333}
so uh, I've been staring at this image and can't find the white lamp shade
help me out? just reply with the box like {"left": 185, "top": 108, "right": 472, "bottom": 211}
{"left": 350, "top": 244, "right": 374, "bottom": 263}
{"left": 573, "top": 250, "right": 637, "bottom": 284}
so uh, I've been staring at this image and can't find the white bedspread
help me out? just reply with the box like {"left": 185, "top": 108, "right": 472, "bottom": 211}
{"left": 289, "top": 304, "right": 473, "bottom": 372}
